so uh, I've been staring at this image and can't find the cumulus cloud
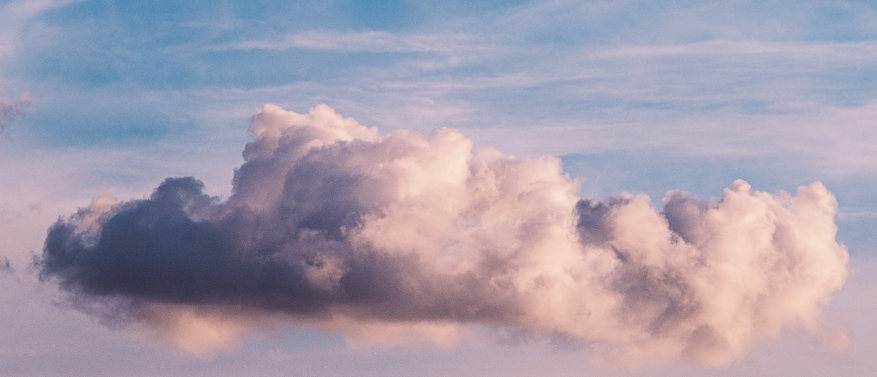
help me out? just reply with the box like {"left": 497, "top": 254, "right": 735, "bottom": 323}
{"left": 38, "top": 104, "right": 849, "bottom": 367}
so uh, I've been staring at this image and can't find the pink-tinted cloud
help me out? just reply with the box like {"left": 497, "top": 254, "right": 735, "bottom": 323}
{"left": 38, "top": 104, "right": 849, "bottom": 368}
{"left": 0, "top": 81, "right": 29, "bottom": 133}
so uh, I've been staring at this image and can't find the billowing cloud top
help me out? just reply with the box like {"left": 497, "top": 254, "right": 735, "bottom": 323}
{"left": 39, "top": 104, "right": 849, "bottom": 367}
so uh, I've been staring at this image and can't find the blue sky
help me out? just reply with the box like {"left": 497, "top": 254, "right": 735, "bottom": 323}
{"left": 1, "top": 0, "right": 877, "bottom": 376}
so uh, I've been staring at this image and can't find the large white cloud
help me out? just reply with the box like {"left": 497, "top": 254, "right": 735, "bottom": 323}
{"left": 39, "top": 104, "right": 849, "bottom": 367}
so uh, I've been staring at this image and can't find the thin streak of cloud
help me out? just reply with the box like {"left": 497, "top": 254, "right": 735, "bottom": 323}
{"left": 460, "top": 101, "right": 877, "bottom": 174}
{"left": 591, "top": 40, "right": 877, "bottom": 60}
{"left": 226, "top": 31, "right": 496, "bottom": 54}
{"left": 837, "top": 209, "right": 877, "bottom": 222}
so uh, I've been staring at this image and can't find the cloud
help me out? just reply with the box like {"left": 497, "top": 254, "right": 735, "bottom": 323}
{"left": 0, "top": 256, "right": 11, "bottom": 273}
{"left": 227, "top": 31, "right": 491, "bottom": 54}
{"left": 590, "top": 40, "right": 877, "bottom": 60}
{"left": 38, "top": 104, "right": 849, "bottom": 368}
{"left": 0, "top": 0, "right": 81, "bottom": 59}
{"left": 0, "top": 84, "right": 30, "bottom": 133}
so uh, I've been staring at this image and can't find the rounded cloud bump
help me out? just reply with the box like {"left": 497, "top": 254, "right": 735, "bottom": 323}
{"left": 39, "top": 104, "right": 849, "bottom": 366}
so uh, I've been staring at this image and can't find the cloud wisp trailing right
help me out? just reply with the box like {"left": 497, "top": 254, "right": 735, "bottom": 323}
{"left": 38, "top": 104, "right": 849, "bottom": 368}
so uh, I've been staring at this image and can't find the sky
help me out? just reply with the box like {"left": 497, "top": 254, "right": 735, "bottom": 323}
{"left": 1, "top": 0, "right": 877, "bottom": 376}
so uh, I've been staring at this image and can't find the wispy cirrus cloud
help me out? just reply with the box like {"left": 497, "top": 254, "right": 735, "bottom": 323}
{"left": 226, "top": 31, "right": 495, "bottom": 54}
{"left": 0, "top": 0, "right": 82, "bottom": 59}
{"left": 590, "top": 40, "right": 877, "bottom": 60}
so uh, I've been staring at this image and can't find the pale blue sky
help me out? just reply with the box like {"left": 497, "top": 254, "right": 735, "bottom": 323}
{"left": 1, "top": 0, "right": 876, "bottom": 376}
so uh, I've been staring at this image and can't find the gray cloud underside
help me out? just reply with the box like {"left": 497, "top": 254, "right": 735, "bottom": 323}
{"left": 39, "top": 104, "right": 848, "bottom": 367}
